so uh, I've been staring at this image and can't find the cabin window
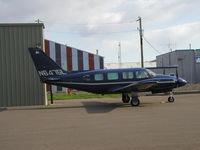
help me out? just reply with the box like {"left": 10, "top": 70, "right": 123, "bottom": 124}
{"left": 94, "top": 74, "right": 104, "bottom": 81}
{"left": 135, "top": 70, "right": 149, "bottom": 79}
{"left": 122, "top": 72, "right": 134, "bottom": 79}
{"left": 83, "top": 75, "right": 91, "bottom": 81}
{"left": 107, "top": 72, "right": 119, "bottom": 80}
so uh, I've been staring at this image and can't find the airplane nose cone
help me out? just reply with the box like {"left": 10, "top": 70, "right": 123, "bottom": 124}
{"left": 177, "top": 78, "right": 187, "bottom": 87}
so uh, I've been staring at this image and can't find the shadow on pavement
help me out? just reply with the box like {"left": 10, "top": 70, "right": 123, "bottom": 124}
{"left": 82, "top": 101, "right": 129, "bottom": 114}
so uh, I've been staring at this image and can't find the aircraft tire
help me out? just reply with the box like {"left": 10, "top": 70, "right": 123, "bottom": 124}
{"left": 130, "top": 97, "right": 140, "bottom": 107}
{"left": 168, "top": 97, "right": 175, "bottom": 103}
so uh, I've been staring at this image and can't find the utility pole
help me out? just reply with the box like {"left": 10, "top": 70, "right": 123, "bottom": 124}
{"left": 137, "top": 16, "right": 144, "bottom": 68}
{"left": 118, "top": 42, "right": 122, "bottom": 68}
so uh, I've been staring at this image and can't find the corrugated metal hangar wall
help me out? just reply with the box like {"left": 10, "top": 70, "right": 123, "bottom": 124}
{"left": 156, "top": 49, "right": 200, "bottom": 83}
{"left": 44, "top": 40, "right": 104, "bottom": 93}
{"left": 0, "top": 23, "right": 46, "bottom": 107}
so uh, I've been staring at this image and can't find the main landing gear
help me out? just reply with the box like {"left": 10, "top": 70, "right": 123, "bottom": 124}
{"left": 168, "top": 91, "right": 175, "bottom": 103}
{"left": 122, "top": 93, "right": 130, "bottom": 103}
{"left": 122, "top": 92, "right": 140, "bottom": 107}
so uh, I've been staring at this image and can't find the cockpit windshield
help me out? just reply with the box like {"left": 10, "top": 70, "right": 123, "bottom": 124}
{"left": 146, "top": 69, "right": 156, "bottom": 77}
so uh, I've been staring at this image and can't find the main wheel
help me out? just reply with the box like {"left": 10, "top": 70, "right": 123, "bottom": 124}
{"left": 122, "top": 95, "right": 130, "bottom": 103}
{"left": 168, "top": 97, "right": 175, "bottom": 103}
{"left": 130, "top": 97, "right": 140, "bottom": 107}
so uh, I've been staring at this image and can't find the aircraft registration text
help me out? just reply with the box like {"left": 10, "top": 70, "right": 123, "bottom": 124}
{"left": 38, "top": 69, "right": 65, "bottom": 76}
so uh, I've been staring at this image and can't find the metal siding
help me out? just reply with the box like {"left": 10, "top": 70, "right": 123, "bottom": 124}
{"left": 89, "top": 54, "right": 94, "bottom": 70}
{"left": 156, "top": 55, "right": 163, "bottom": 67}
{"left": 83, "top": 52, "right": 89, "bottom": 70}
{"left": 61, "top": 45, "right": 67, "bottom": 92}
{"left": 94, "top": 55, "right": 100, "bottom": 69}
{"left": 170, "top": 51, "right": 178, "bottom": 65}
{"left": 49, "top": 41, "right": 57, "bottom": 93}
{"left": 195, "top": 50, "right": 200, "bottom": 83}
{"left": 100, "top": 57, "right": 104, "bottom": 69}
{"left": 55, "top": 43, "right": 61, "bottom": 66}
{"left": 45, "top": 40, "right": 50, "bottom": 56}
{"left": 0, "top": 29, "right": 3, "bottom": 105}
{"left": 67, "top": 47, "right": 72, "bottom": 71}
{"left": 61, "top": 45, "right": 67, "bottom": 70}
{"left": 45, "top": 40, "right": 51, "bottom": 92}
{"left": 0, "top": 24, "right": 45, "bottom": 107}
{"left": 55, "top": 43, "right": 62, "bottom": 91}
{"left": 78, "top": 50, "right": 83, "bottom": 71}
{"left": 72, "top": 48, "right": 78, "bottom": 71}
{"left": 191, "top": 51, "right": 196, "bottom": 83}
{"left": 176, "top": 51, "right": 191, "bottom": 83}
{"left": 49, "top": 41, "right": 56, "bottom": 60}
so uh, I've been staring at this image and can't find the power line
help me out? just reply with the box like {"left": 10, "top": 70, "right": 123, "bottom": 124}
{"left": 45, "top": 21, "right": 136, "bottom": 26}
{"left": 45, "top": 29, "right": 137, "bottom": 35}
{"left": 143, "top": 36, "right": 162, "bottom": 54}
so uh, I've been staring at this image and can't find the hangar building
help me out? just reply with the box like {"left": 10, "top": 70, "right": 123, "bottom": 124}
{"left": 156, "top": 49, "right": 200, "bottom": 83}
{"left": 0, "top": 23, "right": 104, "bottom": 107}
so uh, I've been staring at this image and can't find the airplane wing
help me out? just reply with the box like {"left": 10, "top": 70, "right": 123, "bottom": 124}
{"left": 110, "top": 80, "right": 157, "bottom": 93}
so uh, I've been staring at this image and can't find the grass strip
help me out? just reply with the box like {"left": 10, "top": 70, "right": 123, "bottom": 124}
{"left": 47, "top": 93, "right": 120, "bottom": 100}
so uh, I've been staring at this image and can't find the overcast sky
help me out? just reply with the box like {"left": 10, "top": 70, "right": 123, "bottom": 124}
{"left": 1, "top": 0, "right": 200, "bottom": 63}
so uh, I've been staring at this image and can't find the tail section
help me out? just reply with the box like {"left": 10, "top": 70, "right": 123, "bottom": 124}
{"left": 28, "top": 47, "right": 66, "bottom": 82}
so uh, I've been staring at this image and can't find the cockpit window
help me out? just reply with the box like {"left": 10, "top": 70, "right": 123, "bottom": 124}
{"left": 135, "top": 70, "right": 149, "bottom": 79}
{"left": 146, "top": 69, "right": 156, "bottom": 77}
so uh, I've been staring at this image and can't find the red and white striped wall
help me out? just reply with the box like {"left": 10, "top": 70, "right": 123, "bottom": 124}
{"left": 44, "top": 39, "right": 104, "bottom": 93}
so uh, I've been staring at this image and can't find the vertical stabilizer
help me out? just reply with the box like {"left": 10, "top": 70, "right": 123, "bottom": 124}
{"left": 28, "top": 47, "right": 66, "bottom": 82}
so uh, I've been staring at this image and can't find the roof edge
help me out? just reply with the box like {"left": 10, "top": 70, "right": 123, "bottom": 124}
{"left": 0, "top": 23, "right": 45, "bottom": 28}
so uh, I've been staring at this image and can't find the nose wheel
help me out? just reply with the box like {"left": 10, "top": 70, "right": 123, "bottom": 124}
{"left": 168, "top": 91, "right": 175, "bottom": 103}
{"left": 168, "top": 97, "right": 174, "bottom": 102}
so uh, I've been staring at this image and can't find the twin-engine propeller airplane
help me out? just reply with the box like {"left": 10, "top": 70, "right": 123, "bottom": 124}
{"left": 28, "top": 47, "right": 187, "bottom": 107}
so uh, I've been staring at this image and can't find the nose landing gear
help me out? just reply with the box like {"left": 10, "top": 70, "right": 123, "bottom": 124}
{"left": 168, "top": 91, "right": 175, "bottom": 103}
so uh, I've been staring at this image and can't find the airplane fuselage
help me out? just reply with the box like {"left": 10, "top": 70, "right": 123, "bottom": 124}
{"left": 46, "top": 68, "right": 186, "bottom": 94}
